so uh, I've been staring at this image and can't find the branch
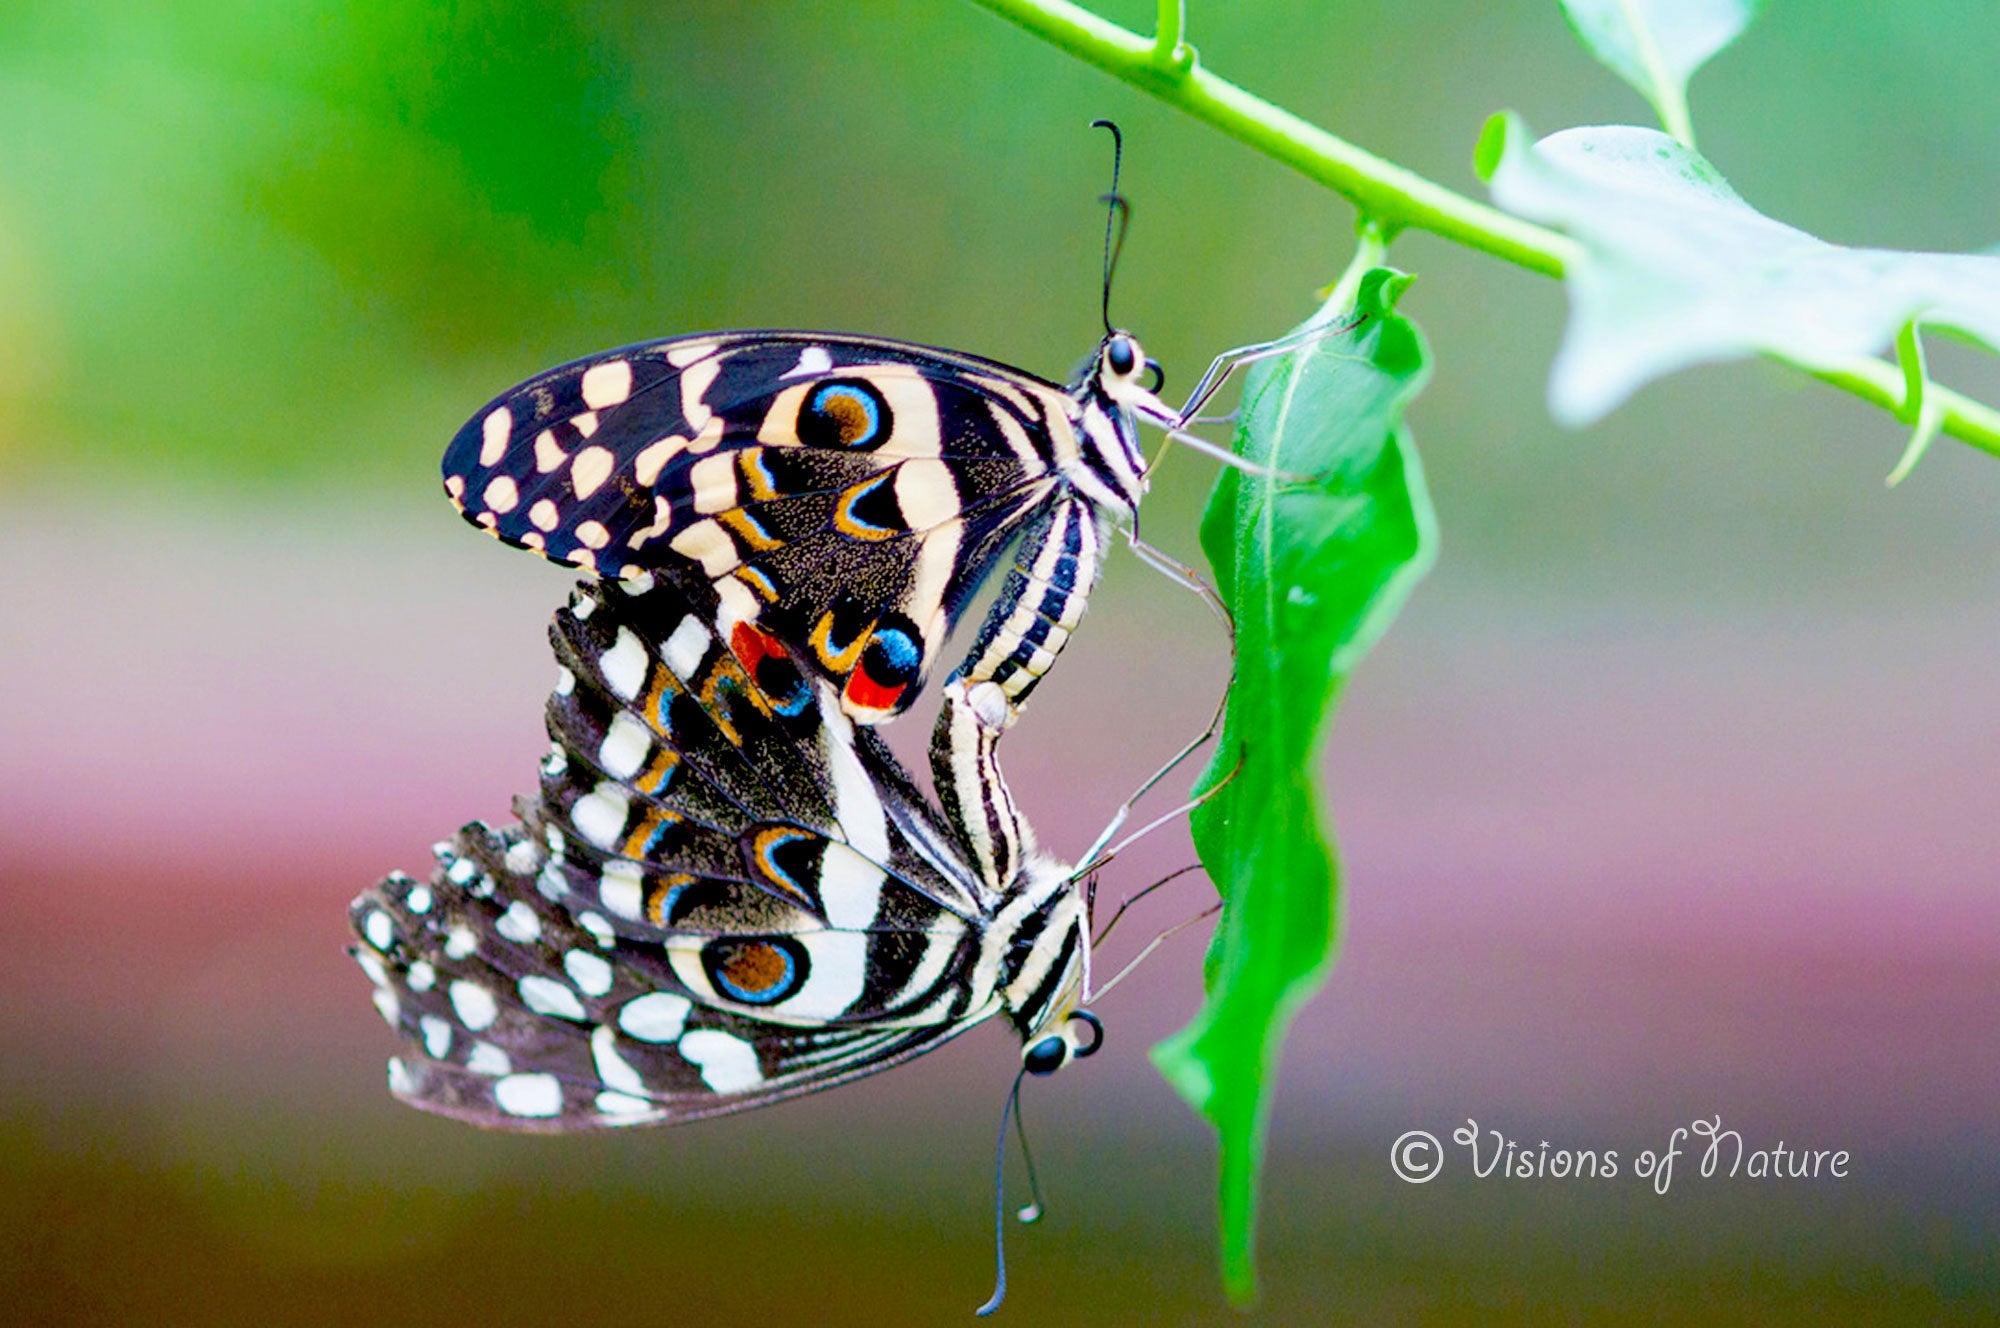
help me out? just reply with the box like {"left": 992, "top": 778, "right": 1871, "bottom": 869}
{"left": 967, "top": 0, "right": 2000, "bottom": 461}
{"left": 970, "top": 0, "right": 1575, "bottom": 276}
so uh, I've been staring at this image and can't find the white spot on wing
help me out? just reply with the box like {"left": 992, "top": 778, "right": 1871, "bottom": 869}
{"left": 407, "top": 961, "right": 436, "bottom": 992}
{"left": 565, "top": 949, "right": 614, "bottom": 997}
{"left": 599, "top": 629, "right": 648, "bottom": 700}
{"left": 480, "top": 407, "right": 512, "bottom": 466}
{"left": 494, "top": 1073, "right": 563, "bottom": 1118}
{"left": 495, "top": 900, "right": 541, "bottom": 945}
{"left": 363, "top": 910, "right": 393, "bottom": 951}
{"left": 581, "top": 359, "right": 634, "bottom": 408}
{"left": 529, "top": 499, "right": 560, "bottom": 532}
{"left": 449, "top": 980, "right": 497, "bottom": 1031}
{"left": 372, "top": 988, "right": 400, "bottom": 1027}
{"left": 591, "top": 1024, "right": 647, "bottom": 1096}
{"left": 618, "top": 992, "right": 691, "bottom": 1042}
{"left": 482, "top": 476, "right": 519, "bottom": 514}
{"left": 678, "top": 1029, "right": 763, "bottom": 1093}
{"left": 668, "top": 519, "right": 740, "bottom": 577}
{"left": 578, "top": 910, "right": 616, "bottom": 947}
{"left": 599, "top": 861, "right": 644, "bottom": 920}
{"left": 666, "top": 339, "right": 718, "bottom": 368}
{"left": 595, "top": 1091, "right": 654, "bottom": 1116}
{"left": 571, "top": 444, "right": 615, "bottom": 498}
{"left": 387, "top": 1058, "right": 414, "bottom": 1094}
{"left": 444, "top": 927, "right": 476, "bottom": 960}
{"left": 519, "top": 974, "right": 586, "bottom": 1020}
{"left": 573, "top": 784, "right": 631, "bottom": 849}
{"left": 597, "top": 712, "right": 651, "bottom": 779}
{"left": 633, "top": 436, "right": 685, "bottom": 487}
{"left": 466, "top": 1042, "right": 511, "bottom": 1076}
{"left": 575, "top": 520, "right": 610, "bottom": 549}
{"left": 420, "top": 1014, "right": 452, "bottom": 1058}
{"left": 680, "top": 355, "right": 721, "bottom": 432}
{"left": 689, "top": 452, "right": 738, "bottom": 514}
{"left": 782, "top": 346, "right": 834, "bottom": 379}
{"left": 661, "top": 615, "right": 710, "bottom": 680}
{"left": 893, "top": 458, "right": 960, "bottom": 530}
{"left": 535, "top": 429, "right": 568, "bottom": 473}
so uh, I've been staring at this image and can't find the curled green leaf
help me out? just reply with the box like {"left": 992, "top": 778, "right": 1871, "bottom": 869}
{"left": 1152, "top": 266, "right": 1436, "bottom": 1302}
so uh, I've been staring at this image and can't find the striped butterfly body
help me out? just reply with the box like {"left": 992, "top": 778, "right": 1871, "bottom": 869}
{"left": 443, "top": 328, "right": 1170, "bottom": 729}
{"left": 349, "top": 572, "right": 1101, "bottom": 1128}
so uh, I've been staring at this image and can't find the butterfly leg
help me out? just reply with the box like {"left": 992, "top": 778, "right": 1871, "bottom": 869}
{"left": 1122, "top": 529, "right": 1232, "bottom": 634}
{"left": 1093, "top": 862, "right": 1206, "bottom": 946}
{"left": 1089, "top": 899, "right": 1223, "bottom": 1002}
{"left": 1168, "top": 321, "right": 1349, "bottom": 423}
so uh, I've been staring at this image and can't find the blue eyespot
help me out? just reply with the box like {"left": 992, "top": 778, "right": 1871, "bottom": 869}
{"left": 703, "top": 936, "right": 808, "bottom": 1006}
{"left": 803, "top": 381, "right": 889, "bottom": 449}
{"left": 869, "top": 626, "right": 919, "bottom": 673}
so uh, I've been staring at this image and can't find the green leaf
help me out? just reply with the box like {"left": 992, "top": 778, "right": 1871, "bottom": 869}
{"left": 1557, "top": 0, "right": 1760, "bottom": 144}
{"left": 1151, "top": 267, "right": 1437, "bottom": 1302}
{"left": 1483, "top": 116, "right": 2000, "bottom": 426}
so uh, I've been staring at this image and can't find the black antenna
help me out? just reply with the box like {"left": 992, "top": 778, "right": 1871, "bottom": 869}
{"left": 975, "top": 1067, "right": 1050, "bottom": 1316}
{"left": 1090, "top": 118, "right": 1129, "bottom": 336}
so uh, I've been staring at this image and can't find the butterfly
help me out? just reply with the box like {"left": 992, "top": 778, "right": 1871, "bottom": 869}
{"left": 440, "top": 325, "right": 1178, "bottom": 733}
{"left": 349, "top": 570, "right": 1108, "bottom": 1130}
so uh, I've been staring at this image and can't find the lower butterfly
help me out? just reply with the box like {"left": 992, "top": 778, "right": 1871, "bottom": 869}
{"left": 349, "top": 570, "right": 1109, "bottom": 1131}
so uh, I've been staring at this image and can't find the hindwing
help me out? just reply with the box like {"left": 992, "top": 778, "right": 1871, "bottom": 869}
{"left": 350, "top": 578, "right": 1085, "bottom": 1129}
{"left": 444, "top": 333, "right": 1084, "bottom": 723}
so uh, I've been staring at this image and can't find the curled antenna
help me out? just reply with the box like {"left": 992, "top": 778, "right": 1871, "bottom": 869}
{"left": 1090, "top": 118, "right": 1129, "bottom": 336}
{"left": 975, "top": 1066, "right": 1048, "bottom": 1316}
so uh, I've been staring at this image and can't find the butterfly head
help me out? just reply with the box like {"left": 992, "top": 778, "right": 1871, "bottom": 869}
{"left": 1021, "top": 1009, "right": 1104, "bottom": 1077}
{"left": 1064, "top": 330, "right": 1167, "bottom": 518}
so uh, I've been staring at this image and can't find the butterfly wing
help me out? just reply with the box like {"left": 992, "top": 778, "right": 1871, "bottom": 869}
{"left": 535, "top": 576, "right": 986, "bottom": 926}
{"left": 350, "top": 578, "right": 1006, "bottom": 1127}
{"left": 351, "top": 822, "right": 994, "bottom": 1130}
{"left": 442, "top": 333, "right": 1082, "bottom": 722}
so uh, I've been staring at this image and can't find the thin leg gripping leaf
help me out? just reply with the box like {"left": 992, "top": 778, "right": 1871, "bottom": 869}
{"left": 1151, "top": 267, "right": 1437, "bottom": 1301}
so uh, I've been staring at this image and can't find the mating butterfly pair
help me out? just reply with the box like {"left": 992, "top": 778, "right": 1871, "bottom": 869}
{"left": 351, "top": 313, "right": 1210, "bottom": 1126}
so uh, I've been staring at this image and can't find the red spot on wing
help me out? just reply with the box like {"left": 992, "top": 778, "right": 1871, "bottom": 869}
{"left": 841, "top": 662, "right": 907, "bottom": 717}
{"left": 730, "top": 621, "right": 786, "bottom": 676}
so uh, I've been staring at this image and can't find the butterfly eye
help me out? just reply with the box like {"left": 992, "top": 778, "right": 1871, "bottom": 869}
{"left": 1141, "top": 358, "right": 1164, "bottom": 394}
{"left": 1022, "top": 1035, "right": 1068, "bottom": 1076}
{"left": 1067, "top": 1010, "right": 1105, "bottom": 1060}
{"left": 1104, "top": 334, "right": 1139, "bottom": 378}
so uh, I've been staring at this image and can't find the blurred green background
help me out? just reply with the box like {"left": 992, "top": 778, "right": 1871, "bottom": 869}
{"left": 2, "top": 1, "right": 1997, "bottom": 1323}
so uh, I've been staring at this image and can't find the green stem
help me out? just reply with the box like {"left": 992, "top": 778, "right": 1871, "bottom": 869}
{"left": 1154, "top": 0, "right": 1187, "bottom": 64}
{"left": 969, "top": 0, "right": 1576, "bottom": 277}
{"left": 966, "top": 0, "right": 2000, "bottom": 461}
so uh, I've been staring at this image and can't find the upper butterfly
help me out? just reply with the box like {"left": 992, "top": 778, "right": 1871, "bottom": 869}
{"left": 442, "top": 328, "right": 1172, "bottom": 727}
